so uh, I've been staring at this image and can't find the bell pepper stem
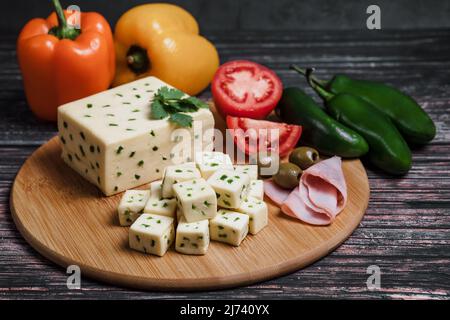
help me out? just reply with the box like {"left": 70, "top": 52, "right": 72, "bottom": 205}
{"left": 126, "top": 45, "right": 151, "bottom": 74}
{"left": 290, "top": 65, "right": 327, "bottom": 87}
{"left": 52, "top": 0, "right": 67, "bottom": 28}
{"left": 305, "top": 68, "right": 335, "bottom": 102}
{"left": 48, "top": 0, "right": 81, "bottom": 40}
{"left": 127, "top": 53, "right": 145, "bottom": 69}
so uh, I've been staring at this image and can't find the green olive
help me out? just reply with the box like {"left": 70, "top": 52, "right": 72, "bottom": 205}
{"left": 289, "top": 147, "right": 320, "bottom": 170}
{"left": 255, "top": 153, "right": 280, "bottom": 177}
{"left": 273, "top": 163, "right": 302, "bottom": 189}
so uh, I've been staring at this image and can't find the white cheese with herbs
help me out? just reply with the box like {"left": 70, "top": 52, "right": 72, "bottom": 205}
{"left": 234, "top": 164, "right": 258, "bottom": 180}
{"left": 236, "top": 196, "right": 268, "bottom": 234}
{"left": 210, "top": 209, "right": 249, "bottom": 246}
{"left": 247, "top": 180, "right": 264, "bottom": 200}
{"left": 58, "top": 76, "right": 214, "bottom": 196}
{"left": 143, "top": 180, "right": 177, "bottom": 217}
{"left": 117, "top": 189, "right": 151, "bottom": 226}
{"left": 173, "top": 178, "right": 217, "bottom": 222}
{"left": 161, "top": 162, "right": 201, "bottom": 199}
{"left": 143, "top": 197, "right": 177, "bottom": 218}
{"left": 149, "top": 180, "right": 163, "bottom": 198}
{"left": 207, "top": 169, "right": 250, "bottom": 209}
{"left": 129, "top": 213, "right": 175, "bottom": 256}
{"left": 175, "top": 217, "right": 210, "bottom": 255}
{"left": 195, "top": 151, "right": 233, "bottom": 179}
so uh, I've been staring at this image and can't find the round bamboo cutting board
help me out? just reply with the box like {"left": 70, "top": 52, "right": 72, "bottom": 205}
{"left": 11, "top": 136, "right": 369, "bottom": 291}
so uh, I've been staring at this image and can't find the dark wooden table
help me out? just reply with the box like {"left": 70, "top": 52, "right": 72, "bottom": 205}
{"left": 1, "top": 30, "right": 449, "bottom": 300}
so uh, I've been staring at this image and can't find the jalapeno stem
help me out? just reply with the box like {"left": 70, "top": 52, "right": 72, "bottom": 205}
{"left": 290, "top": 65, "right": 334, "bottom": 101}
{"left": 305, "top": 68, "right": 335, "bottom": 102}
{"left": 290, "top": 65, "right": 327, "bottom": 87}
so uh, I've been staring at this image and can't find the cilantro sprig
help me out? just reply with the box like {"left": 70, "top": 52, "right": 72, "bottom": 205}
{"left": 150, "top": 87, "right": 209, "bottom": 127}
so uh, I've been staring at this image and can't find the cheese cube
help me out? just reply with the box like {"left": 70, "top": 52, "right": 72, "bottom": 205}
{"left": 175, "top": 217, "right": 210, "bottom": 255}
{"left": 236, "top": 197, "right": 268, "bottom": 234}
{"left": 195, "top": 151, "right": 233, "bottom": 179}
{"left": 58, "top": 76, "right": 214, "bottom": 196}
{"left": 161, "top": 162, "right": 201, "bottom": 199}
{"left": 176, "top": 208, "right": 184, "bottom": 222}
{"left": 248, "top": 180, "right": 264, "bottom": 200}
{"left": 117, "top": 190, "right": 150, "bottom": 226}
{"left": 143, "top": 179, "right": 177, "bottom": 217}
{"left": 143, "top": 198, "right": 177, "bottom": 218}
{"left": 234, "top": 164, "right": 258, "bottom": 180}
{"left": 173, "top": 178, "right": 217, "bottom": 222}
{"left": 210, "top": 209, "right": 249, "bottom": 246}
{"left": 129, "top": 214, "right": 175, "bottom": 256}
{"left": 149, "top": 180, "right": 163, "bottom": 198}
{"left": 207, "top": 169, "right": 250, "bottom": 209}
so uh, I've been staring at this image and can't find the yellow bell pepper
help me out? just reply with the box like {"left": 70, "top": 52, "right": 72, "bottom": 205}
{"left": 113, "top": 3, "right": 219, "bottom": 95}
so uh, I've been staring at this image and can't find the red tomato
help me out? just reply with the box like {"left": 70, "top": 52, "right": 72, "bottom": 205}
{"left": 212, "top": 60, "right": 283, "bottom": 119}
{"left": 226, "top": 116, "right": 302, "bottom": 157}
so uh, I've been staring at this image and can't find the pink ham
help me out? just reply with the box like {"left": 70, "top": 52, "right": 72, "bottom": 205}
{"left": 279, "top": 156, "right": 347, "bottom": 225}
{"left": 281, "top": 187, "right": 334, "bottom": 225}
{"left": 300, "top": 176, "right": 338, "bottom": 214}
{"left": 263, "top": 179, "right": 291, "bottom": 206}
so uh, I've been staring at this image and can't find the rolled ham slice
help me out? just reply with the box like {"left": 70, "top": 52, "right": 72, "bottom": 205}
{"left": 263, "top": 179, "right": 291, "bottom": 206}
{"left": 282, "top": 187, "right": 334, "bottom": 225}
{"left": 280, "top": 156, "right": 347, "bottom": 225}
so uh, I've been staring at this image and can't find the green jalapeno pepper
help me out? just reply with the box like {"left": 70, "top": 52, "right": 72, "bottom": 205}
{"left": 306, "top": 69, "right": 412, "bottom": 175}
{"left": 291, "top": 65, "right": 436, "bottom": 144}
{"left": 277, "top": 87, "right": 369, "bottom": 158}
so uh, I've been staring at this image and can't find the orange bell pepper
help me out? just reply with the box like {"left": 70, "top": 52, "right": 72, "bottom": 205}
{"left": 113, "top": 3, "right": 219, "bottom": 96}
{"left": 17, "top": 0, "right": 115, "bottom": 121}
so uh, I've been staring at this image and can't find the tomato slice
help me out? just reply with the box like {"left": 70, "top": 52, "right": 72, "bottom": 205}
{"left": 226, "top": 116, "right": 302, "bottom": 157}
{"left": 212, "top": 60, "right": 283, "bottom": 119}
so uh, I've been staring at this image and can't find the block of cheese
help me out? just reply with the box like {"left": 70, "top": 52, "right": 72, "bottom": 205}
{"left": 117, "top": 190, "right": 151, "bottom": 226}
{"left": 58, "top": 76, "right": 214, "bottom": 196}
{"left": 173, "top": 178, "right": 217, "bottom": 222}
{"left": 207, "top": 169, "right": 250, "bottom": 209}
{"left": 175, "top": 217, "right": 210, "bottom": 255}
{"left": 195, "top": 151, "right": 233, "bottom": 179}
{"left": 129, "top": 213, "right": 175, "bottom": 256}
{"left": 234, "top": 164, "right": 258, "bottom": 180}
{"left": 248, "top": 180, "right": 264, "bottom": 200}
{"left": 161, "top": 162, "right": 201, "bottom": 199}
{"left": 210, "top": 209, "right": 249, "bottom": 246}
{"left": 236, "top": 197, "right": 268, "bottom": 234}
